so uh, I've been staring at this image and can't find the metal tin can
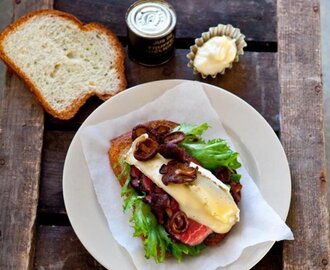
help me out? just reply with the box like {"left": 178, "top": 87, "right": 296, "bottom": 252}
{"left": 126, "top": 0, "right": 176, "bottom": 66}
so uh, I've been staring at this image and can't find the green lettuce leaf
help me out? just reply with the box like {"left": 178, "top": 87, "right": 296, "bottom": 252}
{"left": 176, "top": 123, "right": 242, "bottom": 179}
{"left": 119, "top": 161, "right": 205, "bottom": 263}
{"left": 173, "top": 122, "right": 209, "bottom": 136}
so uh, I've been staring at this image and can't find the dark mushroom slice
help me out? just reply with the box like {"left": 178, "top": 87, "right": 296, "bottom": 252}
{"left": 163, "top": 131, "right": 185, "bottom": 144}
{"left": 152, "top": 125, "right": 171, "bottom": 142}
{"left": 132, "top": 124, "right": 149, "bottom": 140}
{"left": 134, "top": 138, "right": 159, "bottom": 161}
{"left": 158, "top": 143, "right": 186, "bottom": 162}
{"left": 165, "top": 197, "right": 180, "bottom": 218}
{"left": 131, "top": 124, "right": 157, "bottom": 141}
{"left": 159, "top": 163, "right": 168, "bottom": 174}
{"left": 159, "top": 160, "right": 198, "bottom": 185}
{"left": 230, "top": 182, "right": 242, "bottom": 203}
{"left": 214, "top": 166, "right": 232, "bottom": 184}
{"left": 167, "top": 210, "right": 189, "bottom": 234}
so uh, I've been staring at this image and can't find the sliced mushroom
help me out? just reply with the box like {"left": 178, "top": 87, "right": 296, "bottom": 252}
{"left": 167, "top": 211, "right": 189, "bottom": 234}
{"left": 163, "top": 131, "right": 185, "bottom": 144}
{"left": 134, "top": 138, "right": 159, "bottom": 161}
{"left": 159, "top": 163, "right": 168, "bottom": 174}
{"left": 152, "top": 125, "right": 171, "bottom": 142}
{"left": 132, "top": 124, "right": 157, "bottom": 141}
{"left": 230, "top": 182, "right": 242, "bottom": 203}
{"left": 132, "top": 124, "right": 149, "bottom": 140}
{"left": 214, "top": 166, "right": 232, "bottom": 184}
{"left": 158, "top": 143, "right": 186, "bottom": 161}
{"left": 159, "top": 160, "right": 198, "bottom": 185}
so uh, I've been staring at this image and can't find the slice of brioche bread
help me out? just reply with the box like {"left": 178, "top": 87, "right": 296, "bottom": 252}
{"left": 0, "top": 9, "right": 127, "bottom": 119}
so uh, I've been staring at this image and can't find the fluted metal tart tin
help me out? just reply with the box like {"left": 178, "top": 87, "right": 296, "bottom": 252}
{"left": 187, "top": 24, "right": 247, "bottom": 78}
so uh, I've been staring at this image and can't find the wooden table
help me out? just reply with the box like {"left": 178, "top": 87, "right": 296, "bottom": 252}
{"left": 0, "top": 0, "right": 329, "bottom": 269}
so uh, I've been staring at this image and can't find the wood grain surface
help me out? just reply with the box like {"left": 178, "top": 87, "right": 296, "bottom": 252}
{"left": 54, "top": 0, "right": 276, "bottom": 43}
{"left": 277, "top": 0, "right": 330, "bottom": 269}
{"left": 0, "top": 0, "right": 53, "bottom": 269}
{"left": 39, "top": 131, "right": 75, "bottom": 215}
{"left": 34, "top": 226, "right": 105, "bottom": 269}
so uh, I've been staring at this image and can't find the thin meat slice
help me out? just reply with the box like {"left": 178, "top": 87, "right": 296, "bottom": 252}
{"left": 170, "top": 218, "right": 213, "bottom": 246}
{"left": 140, "top": 174, "right": 154, "bottom": 194}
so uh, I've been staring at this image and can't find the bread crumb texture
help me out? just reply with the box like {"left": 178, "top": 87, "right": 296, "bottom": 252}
{"left": 1, "top": 11, "right": 126, "bottom": 118}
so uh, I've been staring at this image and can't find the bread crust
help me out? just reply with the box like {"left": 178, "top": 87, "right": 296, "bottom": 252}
{"left": 0, "top": 9, "right": 127, "bottom": 120}
{"left": 109, "top": 120, "right": 178, "bottom": 186}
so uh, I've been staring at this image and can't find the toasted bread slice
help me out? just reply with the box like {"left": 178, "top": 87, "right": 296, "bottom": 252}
{"left": 108, "top": 120, "right": 230, "bottom": 249}
{"left": 0, "top": 9, "right": 127, "bottom": 119}
{"left": 109, "top": 120, "right": 178, "bottom": 186}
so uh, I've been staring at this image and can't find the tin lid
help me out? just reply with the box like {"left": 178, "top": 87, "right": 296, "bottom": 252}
{"left": 126, "top": 0, "right": 176, "bottom": 38}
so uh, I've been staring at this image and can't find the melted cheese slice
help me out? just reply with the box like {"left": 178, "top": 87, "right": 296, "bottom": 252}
{"left": 125, "top": 134, "right": 240, "bottom": 233}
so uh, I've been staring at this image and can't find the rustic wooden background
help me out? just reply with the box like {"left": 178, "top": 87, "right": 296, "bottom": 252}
{"left": 0, "top": 0, "right": 329, "bottom": 269}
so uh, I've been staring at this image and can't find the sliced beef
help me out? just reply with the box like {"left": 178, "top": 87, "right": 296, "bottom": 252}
{"left": 140, "top": 174, "right": 154, "bottom": 194}
{"left": 131, "top": 165, "right": 141, "bottom": 179}
{"left": 169, "top": 218, "right": 213, "bottom": 246}
{"left": 150, "top": 193, "right": 170, "bottom": 224}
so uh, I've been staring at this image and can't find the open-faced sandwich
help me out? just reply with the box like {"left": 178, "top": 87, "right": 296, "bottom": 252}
{"left": 109, "top": 120, "right": 243, "bottom": 263}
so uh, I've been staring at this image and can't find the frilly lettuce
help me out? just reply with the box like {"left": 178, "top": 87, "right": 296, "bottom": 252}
{"left": 119, "top": 161, "right": 205, "bottom": 263}
{"left": 174, "top": 123, "right": 241, "bottom": 181}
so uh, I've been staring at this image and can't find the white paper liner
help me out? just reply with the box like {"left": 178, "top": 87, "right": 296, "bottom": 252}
{"left": 79, "top": 81, "right": 293, "bottom": 270}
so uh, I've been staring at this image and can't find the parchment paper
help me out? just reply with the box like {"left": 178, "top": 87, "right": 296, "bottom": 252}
{"left": 79, "top": 81, "right": 293, "bottom": 270}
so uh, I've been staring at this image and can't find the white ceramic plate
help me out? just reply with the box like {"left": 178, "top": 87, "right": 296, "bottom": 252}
{"left": 63, "top": 79, "right": 291, "bottom": 270}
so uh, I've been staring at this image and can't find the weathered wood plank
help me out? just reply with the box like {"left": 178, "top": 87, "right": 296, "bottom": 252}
{"left": 34, "top": 225, "right": 280, "bottom": 269}
{"left": 39, "top": 131, "right": 75, "bottom": 215}
{"left": 46, "top": 50, "right": 279, "bottom": 132}
{"left": 0, "top": 0, "right": 13, "bottom": 100}
{"left": 277, "top": 0, "right": 330, "bottom": 269}
{"left": 34, "top": 226, "right": 105, "bottom": 269}
{"left": 0, "top": 1, "right": 53, "bottom": 269}
{"left": 54, "top": 0, "right": 276, "bottom": 42}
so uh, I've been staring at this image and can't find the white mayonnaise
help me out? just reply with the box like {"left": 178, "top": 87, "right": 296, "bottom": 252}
{"left": 194, "top": 36, "right": 237, "bottom": 76}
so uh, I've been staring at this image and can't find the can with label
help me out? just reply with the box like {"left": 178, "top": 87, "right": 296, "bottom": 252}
{"left": 126, "top": 0, "right": 176, "bottom": 66}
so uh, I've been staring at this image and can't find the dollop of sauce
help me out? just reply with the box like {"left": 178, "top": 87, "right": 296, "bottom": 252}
{"left": 194, "top": 36, "right": 237, "bottom": 76}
